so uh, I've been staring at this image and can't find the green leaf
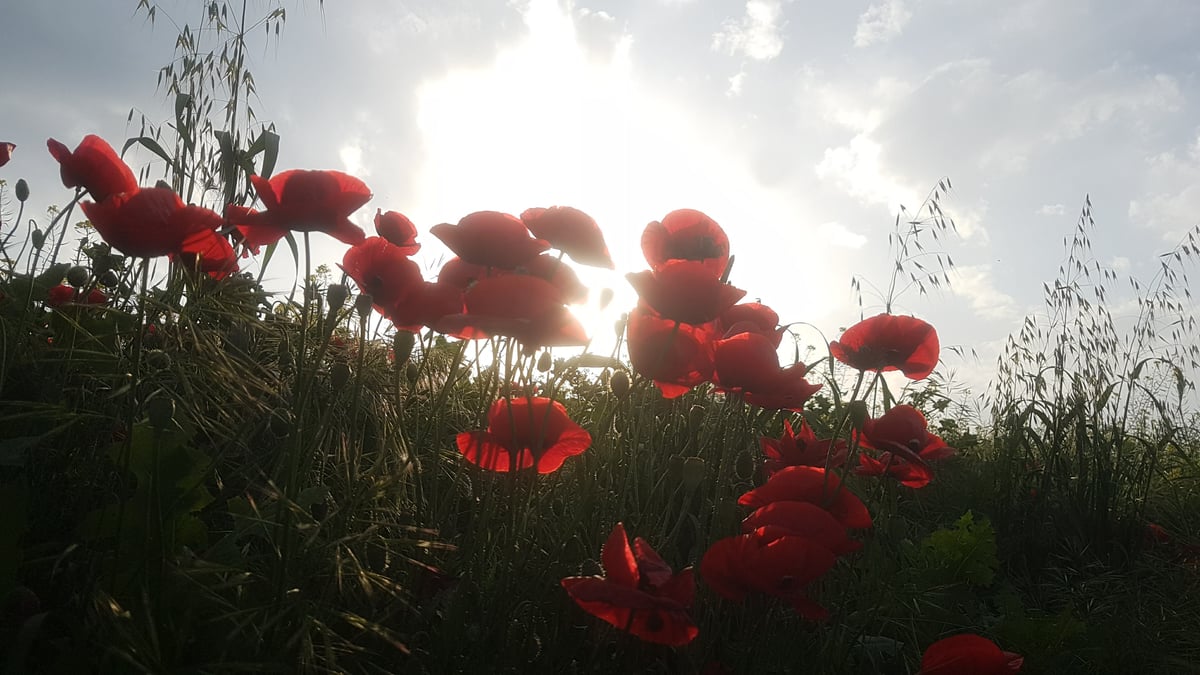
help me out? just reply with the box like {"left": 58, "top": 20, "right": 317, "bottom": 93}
{"left": 121, "top": 136, "right": 179, "bottom": 174}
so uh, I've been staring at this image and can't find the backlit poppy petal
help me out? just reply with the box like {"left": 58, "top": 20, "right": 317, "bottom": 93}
{"left": 829, "top": 313, "right": 939, "bottom": 380}
{"left": 521, "top": 206, "right": 614, "bottom": 269}
{"left": 627, "top": 260, "right": 746, "bottom": 325}
{"left": 641, "top": 209, "right": 730, "bottom": 277}
{"left": 47, "top": 135, "right": 138, "bottom": 201}
{"left": 431, "top": 211, "right": 549, "bottom": 269}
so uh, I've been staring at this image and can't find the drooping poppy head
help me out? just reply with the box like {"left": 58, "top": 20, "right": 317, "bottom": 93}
{"left": 641, "top": 209, "right": 730, "bottom": 278}
{"left": 47, "top": 135, "right": 138, "bottom": 202}
{"left": 829, "top": 313, "right": 939, "bottom": 380}
{"left": 374, "top": 209, "right": 421, "bottom": 254}
{"left": 738, "top": 465, "right": 872, "bottom": 529}
{"left": 431, "top": 211, "right": 549, "bottom": 270}
{"left": 699, "top": 529, "right": 837, "bottom": 619}
{"left": 521, "top": 206, "right": 614, "bottom": 269}
{"left": 561, "top": 523, "right": 698, "bottom": 646}
{"left": 231, "top": 170, "right": 371, "bottom": 245}
{"left": 0, "top": 142, "right": 14, "bottom": 168}
{"left": 919, "top": 634, "right": 1023, "bottom": 675}
{"left": 81, "top": 187, "right": 224, "bottom": 258}
{"left": 761, "top": 419, "right": 848, "bottom": 475}
{"left": 627, "top": 260, "right": 746, "bottom": 326}
{"left": 456, "top": 396, "right": 592, "bottom": 473}
{"left": 626, "top": 305, "right": 716, "bottom": 398}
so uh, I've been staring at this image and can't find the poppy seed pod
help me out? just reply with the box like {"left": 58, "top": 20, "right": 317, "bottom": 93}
{"left": 98, "top": 270, "right": 119, "bottom": 288}
{"left": 536, "top": 351, "right": 552, "bottom": 373}
{"left": 405, "top": 361, "right": 419, "bottom": 384}
{"left": 609, "top": 370, "right": 630, "bottom": 399}
{"left": 393, "top": 331, "right": 416, "bottom": 365}
{"left": 354, "top": 293, "right": 374, "bottom": 317}
{"left": 66, "top": 266, "right": 91, "bottom": 288}
{"left": 145, "top": 349, "right": 171, "bottom": 370}
{"left": 15, "top": 179, "right": 29, "bottom": 203}
{"left": 326, "top": 283, "right": 349, "bottom": 312}
{"left": 31, "top": 229, "right": 45, "bottom": 250}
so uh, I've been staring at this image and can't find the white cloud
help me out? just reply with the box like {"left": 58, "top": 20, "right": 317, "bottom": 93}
{"left": 727, "top": 69, "right": 746, "bottom": 96}
{"left": 339, "top": 142, "right": 366, "bottom": 178}
{"left": 818, "top": 221, "right": 867, "bottom": 248}
{"left": 713, "top": 0, "right": 785, "bottom": 61}
{"left": 1037, "top": 203, "right": 1065, "bottom": 216}
{"left": 948, "top": 265, "right": 1020, "bottom": 320}
{"left": 1129, "top": 133, "right": 1200, "bottom": 241}
{"left": 854, "top": 0, "right": 912, "bottom": 48}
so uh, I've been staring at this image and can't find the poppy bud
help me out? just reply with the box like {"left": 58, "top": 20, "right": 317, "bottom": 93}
{"left": 688, "top": 405, "right": 706, "bottom": 430}
{"left": 393, "top": 331, "right": 416, "bottom": 365}
{"left": 326, "top": 284, "right": 349, "bottom": 312}
{"left": 147, "top": 396, "right": 176, "bottom": 430}
{"left": 330, "top": 362, "right": 351, "bottom": 390}
{"left": 536, "top": 351, "right": 552, "bottom": 373}
{"left": 98, "top": 270, "right": 119, "bottom": 288}
{"left": 31, "top": 228, "right": 45, "bottom": 249}
{"left": 354, "top": 293, "right": 374, "bottom": 317}
{"left": 145, "top": 349, "right": 171, "bottom": 370}
{"left": 405, "top": 361, "right": 419, "bottom": 384}
{"left": 15, "top": 179, "right": 29, "bottom": 203}
{"left": 155, "top": 179, "right": 172, "bottom": 190}
{"left": 598, "top": 288, "right": 614, "bottom": 310}
{"left": 269, "top": 408, "right": 293, "bottom": 437}
{"left": 310, "top": 499, "right": 329, "bottom": 521}
{"left": 66, "top": 266, "right": 91, "bottom": 288}
{"left": 848, "top": 400, "right": 869, "bottom": 432}
{"left": 609, "top": 370, "right": 630, "bottom": 399}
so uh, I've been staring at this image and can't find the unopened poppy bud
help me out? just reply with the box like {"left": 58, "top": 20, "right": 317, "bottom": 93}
{"left": 405, "top": 361, "right": 419, "bottom": 384}
{"left": 15, "top": 179, "right": 29, "bottom": 203}
{"left": 66, "top": 266, "right": 91, "bottom": 288}
{"left": 848, "top": 400, "right": 869, "bottom": 432}
{"left": 145, "top": 349, "right": 171, "bottom": 370}
{"left": 147, "top": 396, "right": 176, "bottom": 430}
{"left": 326, "top": 284, "right": 349, "bottom": 312}
{"left": 31, "top": 229, "right": 45, "bottom": 250}
{"left": 609, "top": 370, "right": 630, "bottom": 399}
{"left": 330, "top": 362, "right": 351, "bottom": 390}
{"left": 536, "top": 351, "right": 552, "bottom": 373}
{"left": 98, "top": 270, "right": 119, "bottom": 287}
{"left": 310, "top": 500, "right": 329, "bottom": 521}
{"left": 393, "top": 331, "right": 415, "bottom": 365}
{"left": 269, "top": 408, "right": 293, "bottom": 437}
{"left": 354, "top": 293, "right": 374, "bottom": 317}
{"left": 598, "top": 288, "right": 614, "bottom": 310}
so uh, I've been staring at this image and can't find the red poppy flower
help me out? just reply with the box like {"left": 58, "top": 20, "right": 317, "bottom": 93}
{"left": 46, "top": 285, "right": 107, "bottom": 308}
{"left": 1144, "top": 522, "right": 1171, "bottom": 545}
{"left": 431, "top": 211, "right": 549, "bottom": 270}
{"left": 0, "top": 142, "right": 14, "bottom": 168}
{"left": 437, "top": 275, "right": 588, "bottom": 348}
{"left": 626, "top": 305, "right": 716, "bottom": 398}
{"left": 342, "top": 237, "right": 426, "bottom": 319}
{"left": 519, "top": 254, "right": 588, "bottom": 304}
{"left": 641, "top": 209, "right": 730, "bottom": 278}
{"left": 374, "top": 209, "right": 421, "bottom": 254}
{"left": 46, "top": 135, "right": 139, "bottom": 202}
{"left": 228, "top": 170, "right": 371, "bottom": 246}
{"left": 174, "top": 228, "right": 239, "bottom": 279}
{"left": 700, "top": 527, "right": 836, "bottom": 619}
{"left": 81, "top": 187, "right": 224, "bottom": 258}
{"left": 436, "top": 257, "right": 492, "bottom": 290}
{"left": 392, "top": 282, "right": 478, "bottom": 337}
{"left": 761, "top": 419, "right": 848, "bottom": 475}
{"left": 717, "top": 302, "right": 783, "bottom": 346}
{"left": 919, "top": 634, "right": 1023, "bottom": 675}
{"left": 712, "top": 332, "right": 822, "bottom": 411}
{"left": 561, "top": 523, "right": 698, "bottom": 646}
{"left": 855, "top": 453, "right": 934, "bottom": 488}
{"left": 456, "top": 395, "right": 591, "bottom": 473}
{"left": 739, "top": 465, "right": 872, "bottom": 529}
{"left": 521, "top": 206, "right": 614, "bottom": 269}
{"left": 627, "top": 260, "right": 746, "bottom": 326}
{"left": 829, "top": 313, "right": 939, "bottom": 380}
{"left": 740, "top": 501, "right": 862, "bottom": 555}
{"left": 854, "top": 405, "right": 955, "bottom": 488}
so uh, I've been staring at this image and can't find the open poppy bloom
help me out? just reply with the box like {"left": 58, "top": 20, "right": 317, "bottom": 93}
{"left": 717, "top": 302, "right": 784, "bottom": 346}
{"left": 174, "top": 228, "right": 239, "bottom": 279}
{"left": 919, "top": 634, "right": 1023, "bottom": 674}
{"left": 521, "top": 206, "right": 614, "bottom": 269}
{"left": 739, "top": 465, "right": 872, "bottom": 529}
{"left": 228, "top": 169, "right": 371, "bottom": 246}
{"left": 761, "top": 418, "right": 848, "bottom": 475}
{"left": 829, "top": 313, "right": 939, "bottom": 380}
{"left": 46, "top": 135, "right": 139, "bottom": 202}
{"left": 81, "top": 187, "right": 224, "bottom": 258}
{"left": 741, "top": 501, "right": 862, "bottom": 556}
{"left": 436, "top": 257, "right": 492, "bottom": 290}
{"left": 342, "top": 237, "right": 427, "bottom": 318}
{"left": 854, "top": 405, "right": 955, "bottom": 488}
{"left": 712, "top": 332, "right": 821, "bottom": 411}
{"left": 561, "top": 523, "right": 698, "bottom": 646}
{"left": 0, "top": 142, "right": 14, "bottom": 168}
{"left": 627, "top": 260, "right": 746, "bottom": 326}
{"left": 456, "top": 395, "right": 591, "bottom": 473}
{"left": 374, "top": 209, "right": 421, "bottom": 254}
{"left": 641, "top": 209, "right": 730, "bottom": 278}
{"left": 626, "top": 305, "right": 716, "bottom": 398}
{"left": 700, "top": 527, "right": 837, "bottom": 620}
{"left": 431, "top": 211, "right": 549, "bottom": 270}
{"left": 436, "top": 274, "right": 588, "bottom": 349}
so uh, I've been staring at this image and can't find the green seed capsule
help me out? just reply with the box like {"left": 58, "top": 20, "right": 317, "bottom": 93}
{"left": 15, "top": 179, "right": 29, "bottom": 203}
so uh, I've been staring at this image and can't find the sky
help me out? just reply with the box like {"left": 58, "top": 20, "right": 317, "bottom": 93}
{"left": 2, "top": 0, "right": 1199, "bottom": 406}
